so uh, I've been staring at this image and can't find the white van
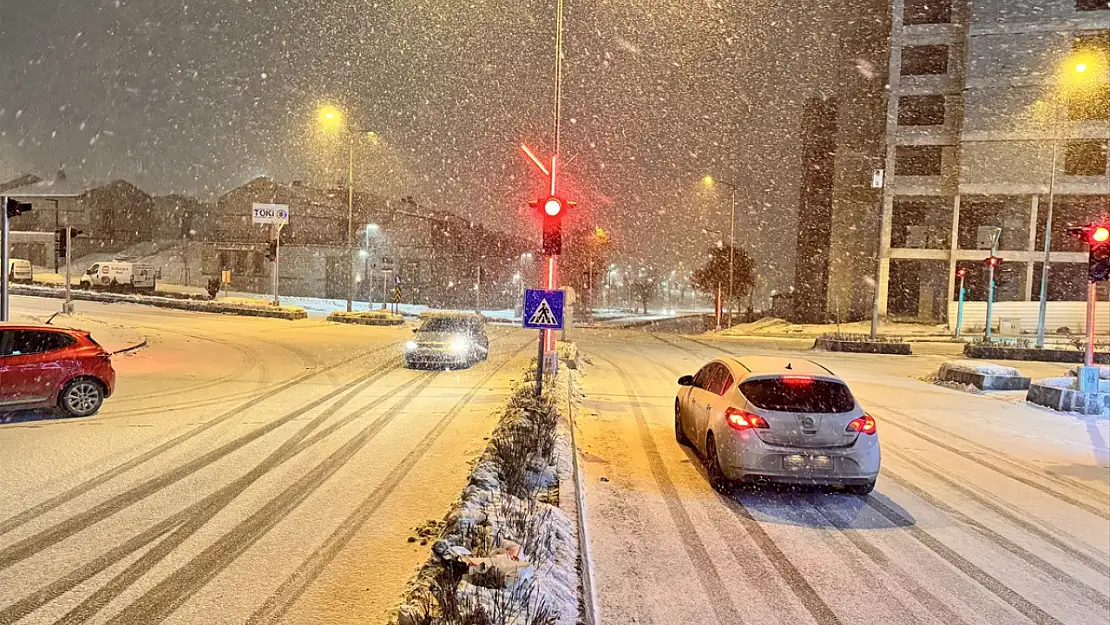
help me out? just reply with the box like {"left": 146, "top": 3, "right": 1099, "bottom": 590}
{"left": 80, "top": 261, "right": 157, "bottom": 292}
{"left": 6, "top": 259, "right": 33, "bottom": 284}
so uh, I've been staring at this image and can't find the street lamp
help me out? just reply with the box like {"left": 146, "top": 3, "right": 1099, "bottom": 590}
{"left": 317, "top": 104, "right": 378, "bottom": 312}
{"left": 1035, "top": 53, "right": 1104, "bottom": 348}
{"left": 702, "top": 175, "right": 739, "bottom": 328}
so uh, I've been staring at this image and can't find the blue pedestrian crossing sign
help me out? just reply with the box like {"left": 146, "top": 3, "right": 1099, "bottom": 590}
{"left": 523, "top": 289, "right": 565, "bottom": 330}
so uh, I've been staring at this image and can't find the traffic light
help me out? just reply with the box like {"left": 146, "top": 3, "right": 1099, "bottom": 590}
{"left": 955, "top": 268, "right": 968, "bottom": 279}
{"left": 54, "top": 229, "right": 66, "bottom": 259}
{"left": 1067, "top": 224, "right": 1110, "bottom": 282}
{"left": 265, "top": 240, "right": 278, "bottom": 262}
{"left": 4, "top": 198, "right": 31, "bottom": 219}
{"left": 533, "top": 196, "right": 563, "bottom": 256}
{"left": 983, "top": 255, "right": 1002, "bottom": 268}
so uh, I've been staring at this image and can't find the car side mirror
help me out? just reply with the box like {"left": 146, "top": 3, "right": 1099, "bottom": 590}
{"left": 678, "top": 375, "right": 695, "bottom": 386}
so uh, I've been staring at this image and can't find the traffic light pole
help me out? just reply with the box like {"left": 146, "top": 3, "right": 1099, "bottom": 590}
{"left": 1086, "top": 282, "right": 1096, "bottom": 367}
{"left": 954, "top": 273, "right": 965, "bottom": 340}
{"left": 984, "top": 229, "right": 1001, "bottom": 342}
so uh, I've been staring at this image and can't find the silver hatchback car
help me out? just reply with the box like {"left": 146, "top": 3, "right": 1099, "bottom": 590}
{"left": 675, "top": 356, "right": 880, "bottom": 494}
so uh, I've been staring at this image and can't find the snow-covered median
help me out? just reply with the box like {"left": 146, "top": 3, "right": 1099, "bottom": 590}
{"left": 392, "top": 360, "right": 582, "bottom": 625}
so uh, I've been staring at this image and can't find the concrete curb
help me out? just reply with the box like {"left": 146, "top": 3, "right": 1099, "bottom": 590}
{"left": 1027, "top": 381, "right": 1110, "bottom": 415}
{"left": 965, "top": 344, "right": 1110, "bottom": 364}
{"left": 10, "top": 285, "right": 307, "bottom": 320}
{"left": 938, "top": 363, "right": 1030, "bottom": 391}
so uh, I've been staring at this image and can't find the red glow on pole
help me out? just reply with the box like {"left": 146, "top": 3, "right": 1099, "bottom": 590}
{"left": 521, "top": 144, "right": 550, "bottom": 176}
{"left": 547, "top": 256, "right": 556, "bottom": 289}
{"left": 550, "top": 156, "right": 557, "bottom": 196}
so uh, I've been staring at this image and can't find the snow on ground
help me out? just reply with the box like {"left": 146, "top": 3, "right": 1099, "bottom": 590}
{"left": 939, "top": 359, "right": 1023, "bottom": 377}
{"left": 0, "top": 297, "right": 540, "bottom": 624}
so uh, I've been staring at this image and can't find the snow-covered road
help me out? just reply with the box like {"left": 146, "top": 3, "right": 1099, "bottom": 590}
{"left": 574, "top": 330, "right": 1110, "bottom": 625}
{"left": 0, "top": 296, "right": 536, "bottom": 624}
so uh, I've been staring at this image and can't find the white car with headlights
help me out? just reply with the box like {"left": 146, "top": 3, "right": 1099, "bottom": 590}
{"left": 404, "top": 312, "right": 489, "bottom": 369}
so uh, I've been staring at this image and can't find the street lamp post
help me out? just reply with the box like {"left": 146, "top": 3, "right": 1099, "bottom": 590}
{"left": 703, "top": 176, "right": 739, "bottom": 328}
{"left": 1036, "top": 55, "right": 1098, "bottom": 348}
{"left": 318, "top": 105, "right": 379, "bottom": 314}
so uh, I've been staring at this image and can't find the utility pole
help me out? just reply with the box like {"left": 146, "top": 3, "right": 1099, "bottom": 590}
{"left": 346, "top": 138, "right": 355, "bottom": 313}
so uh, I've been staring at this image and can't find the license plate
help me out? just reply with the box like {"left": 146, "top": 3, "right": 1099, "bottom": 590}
{"left": 784, "top": 455, "right": 832, "bottom": 470}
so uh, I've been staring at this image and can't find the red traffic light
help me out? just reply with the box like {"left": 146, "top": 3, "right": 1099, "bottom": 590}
{"left": 1068, "top": 224, "right": 1110, "bottom": 244}
{"left": 543, "top": 197, "right": 563, "bottom": 217}
{"left": 956, "top": 268, "right": 967, "bottom": 278}
{"left": 984, "top": 255, "right": 1002, "bottom": 267}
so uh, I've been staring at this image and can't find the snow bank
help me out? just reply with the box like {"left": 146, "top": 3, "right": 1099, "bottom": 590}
{"left": 940, "top": 359, "right": 1022, "bottom": 377}
{"left": 392, "top": 367, "right": 581, "bottom": 625}
{"left": 1036, "top": 377, "right": 1077, "bottom": 390}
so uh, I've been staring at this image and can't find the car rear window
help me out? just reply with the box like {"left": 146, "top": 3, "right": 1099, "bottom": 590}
{"left": 739, "top": 378, "right": 856, "bottom": 413}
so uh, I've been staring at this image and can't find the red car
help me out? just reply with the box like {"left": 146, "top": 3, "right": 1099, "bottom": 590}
{"left": 0, "top": 324, "right": 116, "bottom": 417}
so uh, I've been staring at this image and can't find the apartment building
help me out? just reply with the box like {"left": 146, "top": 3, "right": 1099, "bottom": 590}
{"left": 876, "top": 0, "right": 1110, "bottom": 330}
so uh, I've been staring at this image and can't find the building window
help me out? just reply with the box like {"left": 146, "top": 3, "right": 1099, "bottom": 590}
{"left": 900, "top": 45, "right": 949, "bottom": 75}
{"left": 1076, "top": 0, "right": 1108, "bottom": 11}
{"left": 895, "top": 146, "right": 944, "bottom": 176}
{"left": 898, "top": 95, "right": 946, "bottom": 126}
{"left": 904, "top": 0, "right": 952, "bottom": 24}
{"left": 1065, "top": 141, "right": 1109, "bottom": 176}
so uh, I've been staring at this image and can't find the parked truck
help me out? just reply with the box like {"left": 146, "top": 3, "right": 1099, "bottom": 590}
{"left": 79, "top": 261, "right": 156, "bottom": 293}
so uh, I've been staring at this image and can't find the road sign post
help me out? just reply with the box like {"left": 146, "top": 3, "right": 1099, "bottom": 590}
{"left": 251, "top": 204, "right": 288, "bottom": 307}
{"left": 64, "top": 227, "right": 74, "bottom": 313}
{"left": 523, "top": 289, "right": 565, "bottom": 396}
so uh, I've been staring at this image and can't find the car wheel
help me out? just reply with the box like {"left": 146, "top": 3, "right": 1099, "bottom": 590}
{"left": 705, "top": 434, "right": 729, "bottom": 492}
{"left": 845, "top": 481, "right": 876, "bottom": 496}
{"left": 674, "top": 400, "right": 690, "bottom": 446}
{"left": 59, "top": 379, "right": 105, "bottom": 417}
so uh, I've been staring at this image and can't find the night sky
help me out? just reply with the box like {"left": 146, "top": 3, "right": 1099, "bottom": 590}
{"left": 0, "top": 0, "right": 882, "bottom": 294}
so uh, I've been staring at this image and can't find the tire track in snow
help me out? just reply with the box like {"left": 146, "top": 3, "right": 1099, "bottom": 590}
{"left": 0, "top": 367, "right": 429, "bottom": 625}
{"left": 596, "top": 354, "right": 745, "bottom": 625}
{"left": 96, "top": 365, "right": 450, "bottom": 625}
{"left": 871, "top": 405, "right": 1110, "bottom": 521}
{"left": 862, "top": 495, "right": 1066, "bottom": 625}
{"left": 804, "top": 497, "right": 975, "bottom": 625}
{"left": 244, "top": 336, "right": 534, "bottom": 625}
{"left": 887, "top": 447, "right": 1110, "bottom": 578}
{"left": 0, "top": 354, "right": 403, "bottom": 572}
{"left": 879, "top": 459, "right": 1110, "bottom": 610}
{"left": 0, "top": 343, "right": 397, "bottom": 540}
{"left": 46, "top": 374, "right": 440, "bottom": 625}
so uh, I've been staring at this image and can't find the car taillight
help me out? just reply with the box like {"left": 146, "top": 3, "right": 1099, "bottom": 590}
{"left": 725, "top": 408, "right": 769, "bottom": 431}
{"left": 847, "top": 414, "right": 877, "bottom": 435}
{"left": 781, "top": 375, "right": 813, "bottom": 384}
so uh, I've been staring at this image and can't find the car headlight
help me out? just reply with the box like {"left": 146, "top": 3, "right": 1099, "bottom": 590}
{"left": 450, "top": 336, "right": 469, "bottom": 353}
{"left": 405, "top": 340, "right": 418, "bottom": 351}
